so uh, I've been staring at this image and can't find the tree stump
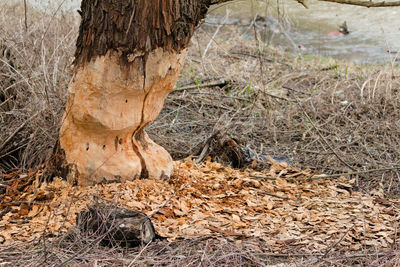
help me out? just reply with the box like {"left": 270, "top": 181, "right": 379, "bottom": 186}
{"left": 76, "top": 205, "right": 156, "bottom": 247}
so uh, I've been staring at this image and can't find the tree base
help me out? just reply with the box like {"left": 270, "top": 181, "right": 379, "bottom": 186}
{"left": 56, "top": 49, "right": 185, "bottom": 185}
{"left": 59, "top": 127, "right": 173, "bottom": 185}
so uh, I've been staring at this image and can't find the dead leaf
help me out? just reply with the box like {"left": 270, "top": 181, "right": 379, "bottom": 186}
{"left": 18, "top": 203, "right": 29, "bottom": 216}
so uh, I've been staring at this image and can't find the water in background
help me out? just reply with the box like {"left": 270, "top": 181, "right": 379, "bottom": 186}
{"left": 209, "top": 0, "right": 400, "bottom": 64}
{"left": 4, "top": 0, "right": 400, "bottom": 64}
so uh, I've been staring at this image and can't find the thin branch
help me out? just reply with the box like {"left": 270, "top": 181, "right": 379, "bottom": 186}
{"left": 209, "top": 0, "right": 235, "bottom": 4}
{"left": 322, "top": 225, "right": 354, "bottom": 257}
{"left": 148, "top": 184, "right": 186, "bottom": 218}
{"left": 202, "top": 10, "right": 229, "bottom": 59}
{"left": 0, "top": 110, "right": 43, "bottom": 153}
{"left": 256, "top": 190, "right": 289, "bottom": 200}
{"left": 174, "top": 80, "right": 229, "bottom": 92}
{"left": 291, "top": 94, "right": 356, "bottom": 171}
{"left": 296, "top": 0, "right": 309, "bottom": 8}
{"left": 306, "top": 166, "right": 400, "bottom": 179}
{"left": 318, "top": 0, "right": 400, "bottom": 7}
{"left": 2, "top": 201, "right": 54, "bottom": 206}
{"left": 210, "top": 0, "right": 400, "bottom": 8}
{"left": 128, "top": 240, "right": 152, "bottom": 267}
{"left": 23, "top": 0, "right": 28, "bottom": 31}
{"left": 256, "top": 252, "right": 387, "bottom": 258}
{"left": 250, "top": 166, "right": 400, "bottom": 181}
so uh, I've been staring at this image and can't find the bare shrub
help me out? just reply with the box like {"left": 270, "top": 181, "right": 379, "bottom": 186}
{"left": 1, "top": 3, "right": 400, "bottom": 197}
{"left": 0, "top": 3, "right": 77, "bottom": 173}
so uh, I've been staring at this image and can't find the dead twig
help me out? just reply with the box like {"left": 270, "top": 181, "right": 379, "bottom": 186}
{"left": 256, "top": 252, "right": 387, "bottom": 258}
{"left": 23, "top": 0, "right": 28, "bottom": 31}
{"left": 256, "top": 190, "right": 289, "bottom": 200}
{"left": 127, "top": 240, "right": 152, "bottom": 267}
{"left": 0, "top": 110, "right": 43, "bottom": 153}
{"left": 291, "top": 93, "right": 357, "bottom": 171}
{"left": 282, "top": 85, "right": 312, "bottom": 96}
{"left": 249, "top": 166, "right": 400, "bottom": 181}
{"left": 250, "top": 166, "right": 400, "bottom": 181}
{"left": 174, "top": 79, "right": 229, "bottom": 92}
{"left": 195, "top": 130, "right": 220, "bottom": 164}
{"left": 148, "top": 184, "right": 186, "bottom": 218}
{"left": 319, "top": 0, "right": 400, "bottom": 8}
{"left": 231, "top": 51, "right": 274, "bottom": 62}
{"left": 1, "top": 201, "right": 54, "bottom": 206}
{"left": 207, "top": 226, "right": 245, "bottom": 237}
{"left": 307, "top": 167, "right": 400, "bottom": 180}
{"left": 322, "top": 225, "right": 355, "bottom": 257}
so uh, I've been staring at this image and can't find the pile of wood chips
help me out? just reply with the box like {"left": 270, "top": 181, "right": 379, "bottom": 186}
{"left": 1, "top": 157, "right": 399, "bottom": 253}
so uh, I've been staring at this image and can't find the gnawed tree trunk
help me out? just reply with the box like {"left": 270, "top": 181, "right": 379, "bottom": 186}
{"left": 49, "top": 0, "right": 389, "bottom": 185}
{"left": 54, "top": 0, "right": 212, "bottom": 185}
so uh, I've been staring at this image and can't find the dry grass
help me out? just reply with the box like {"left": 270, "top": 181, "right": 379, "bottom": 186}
{"left": 150, "top": 16, "right": 400, "bottom": 196}
{"left": 0, "top": 3, "right": 77, "bottom": 173}
{"left": 2, "top": 3, "right": 400, "bottom": 196}
{"left": 1, "top": 2, "right": 400, "bottom": 266}
{"left": 1, "top": 235, "right": 399, "bottom": 266}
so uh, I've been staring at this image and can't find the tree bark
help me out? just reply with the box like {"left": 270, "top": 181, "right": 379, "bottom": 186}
{"left": 54, "top": 0, "right": 211, "bottom": 185}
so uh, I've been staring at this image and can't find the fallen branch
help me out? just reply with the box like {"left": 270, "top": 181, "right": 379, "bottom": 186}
{"left": 231, "top": 51, "right": 274, "bottom": 62}
{"left": 210, "top": 0, "right": 400, "bottom": 8}
{"left": 127, "top": 240, "right": 153, "bottom": 267}
{"left": 282, "top": 85, "right": 312, "bottom": 96}
{"left": 306, "top": 166, "right": 400, "bottom": 179}
{"left": 250, "top": 174, "right": 278, "bottom": 181}
{"left": 256, "top": 252, "right": 387, "bottom": 258}
{"left": 148, "top": 183, "right": 187, "bottom": 218}
{"left": 250, "top": 166, "right": 400, "bottom": 181}
{"left": 256, "top": 252, "right": 325, "bottom": 257}
{"left": 256, "top": 190, "right": 289, "bottom": 200}
{"left": 174, "top": 79, "right": 229, "bottom": 92}
{"left": 207, "top": 226, "right": 246, "bottom": 237}
{"left": 195, "top": 130, "right": 221, "bottom": 164}
{"left": 262, "top": 90, "right": 292, "bottom": 102}
{"left": 322, "top": 225, "right": 355, "bottom": 257}
{"left": 318, "top": 0, "right": 400, "bottom": 7}
{"left": 2, "top": 201, "right": 54, "bottom": 206}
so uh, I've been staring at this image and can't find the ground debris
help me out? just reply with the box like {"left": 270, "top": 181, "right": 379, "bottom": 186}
{"left": 1, "top": 158, "right": 399, "bottom": 254}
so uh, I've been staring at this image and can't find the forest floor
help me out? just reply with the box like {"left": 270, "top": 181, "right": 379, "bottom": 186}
{"left": 1, "top": 2, "right": 400, "bottom": 266}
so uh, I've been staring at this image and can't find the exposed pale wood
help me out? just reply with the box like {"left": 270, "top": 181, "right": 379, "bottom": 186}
{"left": 59, "top": 49, "right": 186, "bottom": 184}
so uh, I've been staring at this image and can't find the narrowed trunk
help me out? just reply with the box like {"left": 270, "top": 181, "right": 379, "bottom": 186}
{"left": 52, "top": 0, "right": 211, "bottom": 185}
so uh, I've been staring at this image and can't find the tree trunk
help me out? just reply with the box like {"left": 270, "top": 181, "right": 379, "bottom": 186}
{"left": 54, "top": 0, "right": 211, "bottom": 185}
